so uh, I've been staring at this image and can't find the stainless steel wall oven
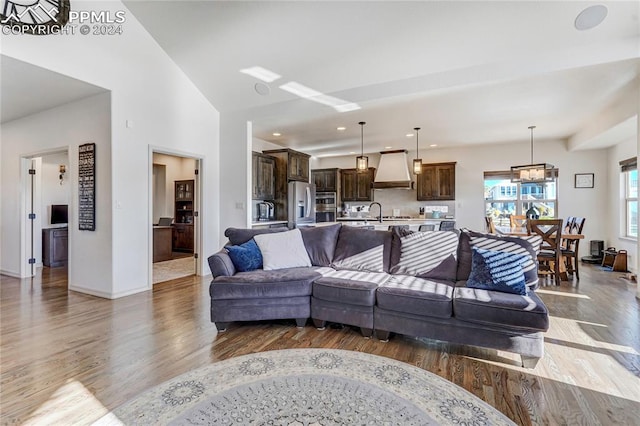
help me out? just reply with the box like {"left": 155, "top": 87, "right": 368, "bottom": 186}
{"left": 315, "top": 192, "right": 337, "bottom": 223}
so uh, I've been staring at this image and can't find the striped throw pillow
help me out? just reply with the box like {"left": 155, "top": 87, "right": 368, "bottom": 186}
{"left": 456, "top": 229, "right": 542, "bottom": 287}
{"left": 466, "top": 247, "right": 528, "bottom": 295}
{"left": 332, "top": 226, "right": 391, "bottom": 273}
{"left": 389, "top": 231, "right": 459, "bottom": 280}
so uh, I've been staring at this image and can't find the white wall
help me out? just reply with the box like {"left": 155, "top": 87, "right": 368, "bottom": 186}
{"left": 317, "top": 138, "right": 610, "bottom": 258}
{"left": 252, "top": 137, "right": 282, "bottom": 153}
{"left": 1, "top": 93, "right": 112, "bottom": 288}
{"left": 1, "top": 0, "right": 220, "bottom": 297}
{"left": 152, "top": 164, "right": 167, "bottom": 221}
{"left": 220, "top": 114, "right": 251, "bottom": 245}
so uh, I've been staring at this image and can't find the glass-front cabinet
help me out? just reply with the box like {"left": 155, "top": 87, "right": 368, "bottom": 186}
{"left": 174, "top": 180, "right": 194, "bottom": 224}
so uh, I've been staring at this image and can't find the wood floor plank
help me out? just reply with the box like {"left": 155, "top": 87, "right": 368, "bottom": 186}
{"left": 1, "top": 264, "right": 639, "bottom": 425}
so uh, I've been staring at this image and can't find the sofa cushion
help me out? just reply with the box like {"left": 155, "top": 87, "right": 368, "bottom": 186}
{"left": 224, "top": 227, "right": 288, "bottom": 246}
{"left": 210, "top": 267, "right": 320, "bottom": 300}
{"left": 453, "top": 286, "right": 549, "bottom": 332}
{"left": 312, "top": 268, "right": 390, "bottom": 306}
{"left": 313, "top": 278, "right": 379, "bottom": 306}
{"left": 457, "top": 230, "right": 542, "bottom": 287}
{"left": 332, "top": 226, "right": 391, "bottom": 273}
{"left": 466, "top": 247, "right": 528, "bottom": 296}
{"left": 226, "top": 239, "right": 263, "bottom": 272}
{"left": 299, "top": 223, "right": 341, "bottom": 266}
{"left": 254, "top": 229, "right": 312, "bottom": 270}
{"left": 377, "top": 275, "right": 454, "bottom": 318}
{"left": 389, "top": 230, "right": 458, "bottom": 281}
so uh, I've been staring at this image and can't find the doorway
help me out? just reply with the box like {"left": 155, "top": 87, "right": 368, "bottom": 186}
{"left": 150, "top": 151, "right": 201, "bottom": 284}
{"left": 21, "top": 150, "right": 71, "bottom": 281}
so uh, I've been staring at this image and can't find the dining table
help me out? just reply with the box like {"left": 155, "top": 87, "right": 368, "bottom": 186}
{"left": 495, "top": 226, "right": 584, "bottom": 241}
{"left": 494, "top": 226, "right": 584, "bottom": 281}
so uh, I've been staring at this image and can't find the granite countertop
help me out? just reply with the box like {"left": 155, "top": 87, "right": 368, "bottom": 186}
{"left": 319, "top": 219, "right": 454, "bottom": 230}
{"left": 336, "top": 217, "right": 454, "bottom": 222}
{"left": 251, "top": 220, "right": 288, "bottom": 226}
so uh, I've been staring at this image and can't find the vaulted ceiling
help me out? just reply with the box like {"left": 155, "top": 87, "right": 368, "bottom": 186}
{"left": 124, "top": 1, "right": 639, "bottom": 157}
{"left": 2, "top": 2, "right": 638, "bottom": 157}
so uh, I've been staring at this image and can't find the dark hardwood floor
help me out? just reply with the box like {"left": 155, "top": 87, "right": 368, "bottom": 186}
{"left": 1, "top": 264, "right": 639, "bottom": 425}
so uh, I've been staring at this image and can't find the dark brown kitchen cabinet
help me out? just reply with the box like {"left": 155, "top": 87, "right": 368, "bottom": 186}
{"left": 340, "top": 168, "right": 375, "bottom": 202}
{"left": 262, "top": 148, "right": 311, "bottom": 221}
{"left": 42, "top": 227, "right": 68, "bottom": 267}
{"left": 263, "top": 149, "right": 310, "bottom": 183}
{"left": 252, "top": 152, "right": 276, "bottom": 200}
{"left": 416, "top": 162, "right": 456, "bottom": 201}
{"left": 311, "top": 168, "right": 339, "bottom": 192}
{"left": 174, "top": 180, "right": 194, "bottom": 252}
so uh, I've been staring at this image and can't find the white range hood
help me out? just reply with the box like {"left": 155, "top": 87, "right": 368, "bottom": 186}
{"left": 372, "top": 150, "right": 412, "bottom": 189}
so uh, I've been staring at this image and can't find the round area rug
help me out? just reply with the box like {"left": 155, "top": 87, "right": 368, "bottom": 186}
{"left": 100, "top": 349, "right": 514, "bottom": 425}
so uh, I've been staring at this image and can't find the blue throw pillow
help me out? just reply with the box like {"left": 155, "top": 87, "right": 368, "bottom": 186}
{"left": 466, "top": 247, "right": 528, "bottom": 295}
{"left": 226, "top": 239, "right": 263, "bottom": 272}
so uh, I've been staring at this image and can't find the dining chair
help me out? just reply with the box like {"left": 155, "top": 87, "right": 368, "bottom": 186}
{"left": 527, "top": 219, "right": 564, "bottom": 286}
{"left": 562, "top": 217, "right": 585, "bottom": 280}
{"left": 510, "top": 214, "right": 527, "bottom": 229}
{"left": 561, "top": 217, "right": 575, "bottom": 249}
{"left": 418, "top": 224, "right": 436, "bottom": 231}
{"left": 439, "top": 221, "right": 456, "bottom": 231}
{"left": 485, "top": 216, "right": 497, "bottom": 234}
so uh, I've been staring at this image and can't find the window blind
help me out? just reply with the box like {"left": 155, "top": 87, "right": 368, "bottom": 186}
{"left": 619, "top": 157, "right": 637, "bottom": 172}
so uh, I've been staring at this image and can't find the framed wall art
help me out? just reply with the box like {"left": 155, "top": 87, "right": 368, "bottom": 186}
{"left": 78, "top": 142, "right": 96, "bottom": 230}
{"left": 574, "top": 173, "right": 594, "bottom": 189}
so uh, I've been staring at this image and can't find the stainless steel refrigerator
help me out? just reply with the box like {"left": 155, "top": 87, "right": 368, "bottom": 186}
{"left": 288, "top": 181, "right": 316, "bottom": 228}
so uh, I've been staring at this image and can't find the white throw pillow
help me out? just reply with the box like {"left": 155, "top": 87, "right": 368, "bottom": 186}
{"left": 254, "top": 229, "right": 312, "bottom": 270}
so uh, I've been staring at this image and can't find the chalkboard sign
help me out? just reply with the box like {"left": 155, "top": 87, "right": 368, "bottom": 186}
{"left": 78, "top": 143, "right": 96, "bottom": 231}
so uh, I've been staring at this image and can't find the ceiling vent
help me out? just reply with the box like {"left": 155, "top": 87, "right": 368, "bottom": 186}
{"left": 372, "top": 150, "right": 412, "bottom": 189}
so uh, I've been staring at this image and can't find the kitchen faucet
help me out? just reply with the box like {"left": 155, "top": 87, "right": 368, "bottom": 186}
{"left": 369, "top": 202, "right": 383, "bottom": 223}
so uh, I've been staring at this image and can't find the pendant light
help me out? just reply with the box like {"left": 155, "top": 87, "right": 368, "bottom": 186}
{"left": 412, "top": 127, "right": 422, "bottom": 174}
{"left": 510, "top": 125, "right": 555, "bottom": 183}
{"left": 356, "top": 121, "right": 368, "bottom": 172}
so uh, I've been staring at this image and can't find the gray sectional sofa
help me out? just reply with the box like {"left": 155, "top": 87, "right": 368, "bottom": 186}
{"left": 207, "top": 224, "right": 549, "bottom": 368}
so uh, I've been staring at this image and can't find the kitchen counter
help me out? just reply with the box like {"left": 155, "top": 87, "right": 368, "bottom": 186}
{"left": 336, "top": 217, "right": 454, "bottom": 222}
{"left": 251, "top": 220, "right": 288, "bottom": 229}
{"left": 323, "top": 218, "right": 455, "bottom": 231}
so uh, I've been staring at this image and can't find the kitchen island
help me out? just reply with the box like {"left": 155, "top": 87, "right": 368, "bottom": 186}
{"left": 251, "top": 220, "right": 288, "bottom": 229}
{"left": 331, "top": 216, "right": 455, "bottom": 231}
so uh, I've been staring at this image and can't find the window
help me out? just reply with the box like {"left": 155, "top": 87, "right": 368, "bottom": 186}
{"left": 620, "top": 157, "right": 637, "bottom": 239}
{"left": 484, "top": 171, "right": 558, "bottom": 227}
{"left": 625, "top": 169, "right": 637, "bottom": 238}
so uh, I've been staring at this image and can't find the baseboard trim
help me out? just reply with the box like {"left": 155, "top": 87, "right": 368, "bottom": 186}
{"left": 68, "top": 285, "right": 150, "bottom": 300}
{"left": 0, "top": 269, "right": 23, "bottom": 278}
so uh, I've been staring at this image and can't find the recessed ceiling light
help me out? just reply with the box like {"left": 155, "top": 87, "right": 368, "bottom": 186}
{"left": 385, "top": 146, "right": 392, "bottom": 149}
{"left": 574, "top": 5, "right": 608, "bottom": 31}
{"left": 430, "top": 144, "right": 438, "bottom": 147}
{"left": 349, "top": 151, "right": 356, "bottom": 154}
{"left": 406, "top": 133, "right": 414, "bottom": 138}
{"left": 337, "top": 126, "right": 346, "bottom": 131}
{"left": 272, "top": 132, "right": 281, "bottom": 137}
